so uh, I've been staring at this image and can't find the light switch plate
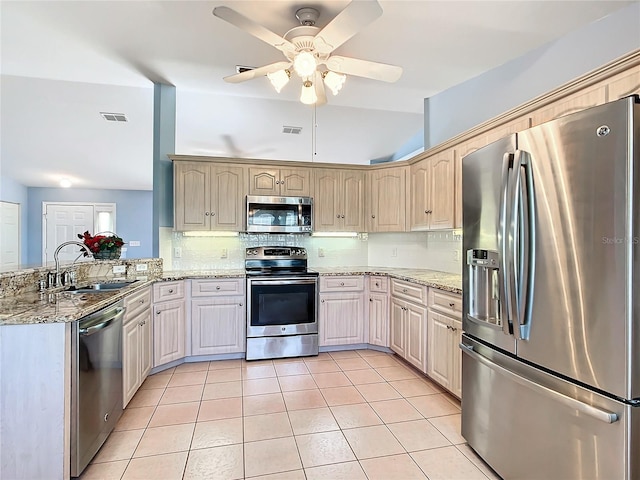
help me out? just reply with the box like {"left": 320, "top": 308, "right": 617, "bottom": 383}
{"left": 129, "top": 240, "right": 140, "bottom": 247}
{"left": 112, "top": 265, "right": 126, "bottom": 274}
{"left": 136, "top": 263, "right": 148, "bottom": 272}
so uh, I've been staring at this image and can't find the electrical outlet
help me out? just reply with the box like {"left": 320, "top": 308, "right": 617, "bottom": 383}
{"left": 112, "top": 265, "right": 126, "bottom": 274}
{"left": 453, "top": 250, "right": 460, "bottom": 261}
{"left": 129, "top": 240, "right": 140, "bottom": 247}
{"left": 391, "top": 247, "right": 398, "bottom": 257}
{"left": 220, "top": 248, "right": 228, "bottom": 259}
{"left": 174, "top": 247, "right": 182, "bottom": 258}
{"left": 318, "top": 248, "right": 325, "bottom": 257}
{"left": 136, "top": 263, "right": 148, "bottom": 272}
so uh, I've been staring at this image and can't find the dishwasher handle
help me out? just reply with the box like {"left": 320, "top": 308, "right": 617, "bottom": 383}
{"left": 79, "top": 307, "right": 126, "bottom": 336}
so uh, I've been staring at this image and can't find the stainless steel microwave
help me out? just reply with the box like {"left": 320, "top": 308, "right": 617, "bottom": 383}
{"left": 246, "top": 195, "right": 313, "bottom": 233}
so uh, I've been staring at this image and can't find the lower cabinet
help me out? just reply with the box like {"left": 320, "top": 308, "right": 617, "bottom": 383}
{"left": 123, "top": 286, "right": 152, "bottom": 407}
{"left": 190, "top": 278, "right": 246, "bottom": 355}
{"left": 152, "top": 281, "right": 186, "bottom": 367}
{"left": 427, "top": 288, "right": 463, "bottom": 398}
{"left": 319, "top": 293, "right": 365, "bottom": 346}
{"left": 368, "top": 292, "right": 389, "bottom": 347}
{"left": 390, "top": 297, "right": 428, "bottom": 372}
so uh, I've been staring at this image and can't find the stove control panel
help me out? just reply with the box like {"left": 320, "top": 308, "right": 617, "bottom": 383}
{"left": 245, "top": 246, "right": 307, "bottom": 259}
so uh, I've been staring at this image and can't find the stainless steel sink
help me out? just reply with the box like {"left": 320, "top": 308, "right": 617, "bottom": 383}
{"left": 66, "top": 280, "right": 138, "bottom": 293}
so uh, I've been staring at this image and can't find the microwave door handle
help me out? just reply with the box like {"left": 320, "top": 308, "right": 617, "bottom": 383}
{"left": 515, "top": 150, "right": 535, "bottom": 340}
{"left": 498, "top": 152, "right": 514, "bottom": 336}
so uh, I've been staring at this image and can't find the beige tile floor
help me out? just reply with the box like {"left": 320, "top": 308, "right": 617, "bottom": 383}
{"left": 81, "top": 350, "right": 501, "bottom": 480}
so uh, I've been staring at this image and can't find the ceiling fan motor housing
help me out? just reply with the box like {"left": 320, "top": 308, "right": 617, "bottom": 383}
{"left": 295, "top": 7, "right": 319, "bottom": 26}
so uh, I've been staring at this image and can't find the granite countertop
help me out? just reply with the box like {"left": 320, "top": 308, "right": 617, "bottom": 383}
{"left": 0, "top": 267, "right": 461, "bottom": 326}
{"left": 313, "top": 266, "right": 462, "bottom": 294}
{"left": 0, "top": 277, "right": 156, "bottom": 326}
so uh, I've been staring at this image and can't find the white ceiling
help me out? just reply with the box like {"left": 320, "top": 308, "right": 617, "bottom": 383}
{"left": 0, "top": 0, "right": 633, "bottom": 190}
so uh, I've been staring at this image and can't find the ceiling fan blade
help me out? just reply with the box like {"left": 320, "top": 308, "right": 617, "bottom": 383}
{"left": 326, "top": 56, "right": 402, "bottom": 83}
{"left": 315, "top": 71, "right": 327, "bottom": 106}
{"left": 223, "top": 61, "right": 292, "bottom": 83}
{"left": 313, "top": 0, "right": 383, "bottom": 54}
{"left": 213, "top": 6, "right": 296, "bottom": 54}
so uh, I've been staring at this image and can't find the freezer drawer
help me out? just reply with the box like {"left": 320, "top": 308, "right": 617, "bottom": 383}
{"left": 461, "top": 335, "right": 637, "bottom": 480}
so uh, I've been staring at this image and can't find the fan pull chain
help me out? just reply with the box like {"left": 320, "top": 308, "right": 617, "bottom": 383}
{"left": 311, "top": 103, "right": 318, "bottom": 161}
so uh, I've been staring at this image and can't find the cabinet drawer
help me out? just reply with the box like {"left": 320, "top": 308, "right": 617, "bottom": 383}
{"left": 191, "top": 278, "right": 244, "bottom": 297}
{"left": 429, "top": 288, "right": 462, "bottom": 317}
{"left": 391, "top": 279, "right": 427, "bottom": 305}
{"left": 124, "top": 286, "right": 151, "bottom": 322}
{"left": 368, "top": 275, "right": 388, "bottom": 293}
{"left": 153, "top": 281, "right": 184, "bottom": 302}
{"left": 320, "top": 275, "right": 364, "bottom": 292}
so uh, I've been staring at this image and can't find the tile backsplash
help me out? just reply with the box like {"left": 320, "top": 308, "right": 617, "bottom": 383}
{"left": 165, "top": 230, "right": 461, "bottom": 274}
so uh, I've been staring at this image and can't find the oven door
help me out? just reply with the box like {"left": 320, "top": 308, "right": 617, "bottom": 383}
{"left": 247, "top": 276, "right": 318, "bottom": 337}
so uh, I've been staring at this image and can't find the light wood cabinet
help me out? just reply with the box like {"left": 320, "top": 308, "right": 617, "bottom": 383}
{"left": 319, "top": 275, "right": 365, "bottom": 346}
{"left": 190, "top": 278, "right": 245, "bottom": 355}
{"left": 389, "top": 279, "right": 428, "bottom": 372}
{"left": 314, "top": 169, "right": 365, "bottom": 232}
{"left": 427, "top": 288, "right": 463, "bottom": 398}
{"left": 530, "top": 83, "right": 607, "bottom": 126}
{"left": 248, "top": 166, "right": 311, "bottom": 196}
{"left": 367, "top": 275, "right": 389, "bottom": 347}
{"left": 368, "top": 167, "right": 407, "bottom": 232}
{"left": 410, "top": 149, "right": 454, "bottom": 231}
{"left": 606, "top": 64, "right": 640, "bottom": 101}
{"left": 174, "top": 162, "right": 245, "bottom": 231}
{"left": 485, "top": 117, "right": 531, "bottom": 144}
{"left": 123, "top": 286, "right": 152, "bottom": 407}
{"left": 153, "top": 281, "right": 186, "bottom": 367}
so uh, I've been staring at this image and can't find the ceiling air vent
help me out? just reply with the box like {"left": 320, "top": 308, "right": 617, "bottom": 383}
{"left": 282, "top": 126, "right": 302, "bottom": 134}
{"left": 100, "top": 112, "right": 128, "bottom": 122}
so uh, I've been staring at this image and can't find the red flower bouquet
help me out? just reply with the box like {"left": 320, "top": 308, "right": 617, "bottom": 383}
{"left": 77, "top": 231, "right": 125, "bottom": 259}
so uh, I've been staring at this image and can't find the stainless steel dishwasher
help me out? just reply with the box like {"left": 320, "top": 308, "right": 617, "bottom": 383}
{"left": 70, "top": 300, "right": 125, "bottom": 477}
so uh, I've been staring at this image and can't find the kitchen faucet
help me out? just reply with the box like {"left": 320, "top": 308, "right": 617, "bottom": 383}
{"left": 52, "top": 241, "right": 94, "bottom": 288}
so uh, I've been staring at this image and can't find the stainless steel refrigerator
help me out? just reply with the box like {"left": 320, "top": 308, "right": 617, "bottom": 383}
{"left": 461, "top": 95, "right": 639, "bottom": 480}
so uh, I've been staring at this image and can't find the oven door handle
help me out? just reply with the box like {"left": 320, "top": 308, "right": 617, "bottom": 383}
{"left": 248, "top": 278, "right": 318, "bottom": 286}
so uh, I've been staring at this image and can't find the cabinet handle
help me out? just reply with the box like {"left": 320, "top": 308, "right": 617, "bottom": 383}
{"left": 446, "top": 325, "right": 451, "bottom": 330}
{"left": 205, "top": 212, "right": 210, "bottom": 216}
{"left": 341, "top": 215, "right": 345, "bottom": 219}
{"left": 337, "top": 214, "right": 340, "bottom": 218}
{"left": 402, "top": 288, "right": 407, "bottom": 293}
{"left": 371, "top": 214, "right": 376, "bottom": 219}
{"left": 425, "top": 210, "right": 428, "bottom": 214}
{"left": 239, "top": 303, "right": 243, "bottom": 306}
{"left": 156, "top": 310, "right": 161, "bottom": 315}
{"left": 216, "top": 286, "right": 221, "bottom": 290}
{"left": 169, "top": 289, "right": 174, "bottom": 293}
{"left": 449, "top": 302, "right": 455, "bottom": 307}
{"left": 426, "top": 210, "right": 433, "bottom": 214}
{"left": 321, "top": 299, "right": 325, "bottom": 303}
{"left": 369, "top": 298, "right": 373, "bottom": 302}
{"left": 281, "top": 181, "right": 285, "bottom": 186}
{"left": 375, "top": 282, "right": 379, "bottom": 287}
{"left": 211, "top": 212, "right": 216, "bottom": 216}
{"left": 340, "top": 282, "right": 344, "bottom": 286}
{"left": 139, "top": 299, "right": 144, "bottom": 304}
{"left": 451, "top": 327, "right": 458, "bottom": 332}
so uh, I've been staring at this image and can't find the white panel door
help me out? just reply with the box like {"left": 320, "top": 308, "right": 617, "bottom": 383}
{"left": 43, "top": 204, "right": 94, "bottom": 264}
{"left": 0, "top": 202, "right": 20, "bottom": 270}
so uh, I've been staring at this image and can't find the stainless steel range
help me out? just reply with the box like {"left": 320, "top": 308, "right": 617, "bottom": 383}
{"left": 245, "top": 246, "right": 319, "bottom": 360}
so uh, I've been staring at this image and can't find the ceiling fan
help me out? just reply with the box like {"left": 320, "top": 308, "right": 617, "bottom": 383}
{"left": 212, "top": 0, "right": 403, "bottom": 106}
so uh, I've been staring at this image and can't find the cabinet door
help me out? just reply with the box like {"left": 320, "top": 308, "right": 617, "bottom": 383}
{"left": 389, "top": 298, "right": 406, "bottom": 357}
{"left": 280, "top": 168, "right": 310, "bottom": 196}
{"left": 153, "top": 300, "right": 186, "bottom": 367}
{"left": 410, "top": 159, "right": 430, "bottom": 230}
{"left": 249, "top": 167, "right": 280, "bottom": 195}
{"left": 368, "top": 292, "right": 389, "bottom": 347}
{"left": 139, "top": 309, "right": 152, "bottom": 380}
{"left": 606, "top": 64, "right": 640, "bottom": 101}
{"left": 427, "top": 310, "right": 452, "bottom": 390}
{"left": 191, "top": 297, "right": 246, "bottom": 355}
{"left": 314, "top": 169, "right": 341, "bottom": 231}
{"left": 451, "top": 317, "right": 463, "bottom": 398}
{"left": 530, "top": 83, "right": 607, "bottom": 126}
{"left": 368, "top": 168, "right": 406, "bottom": 232}
{"left": 123, "top": 319, "right": 140, "bottom": 407}
{"left": 319, "top": 293, "right": 365, "bottom": 346}
{"left": 342, "top": 170, "right": 365, "bottom": 231}
{"left": 485, "top": 117, "right": 530, "bottom": 144}
{"left": 429, "top": 150, "right": 454, "bottom": 229}
{"left": 405, "top": 302, "right": 427, "bottom": 372}
{"left": 174, "top": 162, "right": 210, "bottom": 231}
{"left": 210, "top": 166, "right": 245, "bottom": 231}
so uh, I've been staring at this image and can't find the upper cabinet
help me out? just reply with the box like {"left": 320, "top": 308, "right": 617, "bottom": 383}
{"left": 174, "top": 162, "right": 246, "bottom": 231}
{"left": 605, "top": 64, "right": 640, "bottom": 101}
{"left": 248, "top": 167, "right": 311, "bottom": 196}
{"left": 368, "top": 166, "right": 408, "bottom": 232}
{"left": 530, "top": 82, "right": 607, "bottom": 126}
{"left": 410, "top": 149, "right": 454, "bottom": 231}
{"left": 454, "top": 136, "right": 487, "bottom": 229}
{"left": 314, "top": 169, "right": 365, "bottom": 232}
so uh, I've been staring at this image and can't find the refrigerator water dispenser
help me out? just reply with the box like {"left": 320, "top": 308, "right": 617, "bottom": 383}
{"left": 467, "top": 249, "right": 501, "bottom": 325}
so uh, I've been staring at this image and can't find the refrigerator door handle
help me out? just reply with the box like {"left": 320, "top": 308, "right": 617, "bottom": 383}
{"left": 498, "top": 152, "right": 514, "bottom": 336}
{"left": 515, "top": 150, "right": 535, "bottom": 340}
{"left": 460, "top": 343, "right": 619, "bottom": 424}
{"left": 506, "top": 152, "right": 520, "bottom": 334}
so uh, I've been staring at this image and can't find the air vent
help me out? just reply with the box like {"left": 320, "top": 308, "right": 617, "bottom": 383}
{"left": 282, "top": 126, "right": 302, "bottom": 134}
{"left": 100, "top": 112, "right": 128, "bottom": 122}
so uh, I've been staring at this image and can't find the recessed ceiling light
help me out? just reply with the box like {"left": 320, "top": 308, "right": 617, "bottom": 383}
{"left": 59, "top": 178, "right": 72, "bottom": 188}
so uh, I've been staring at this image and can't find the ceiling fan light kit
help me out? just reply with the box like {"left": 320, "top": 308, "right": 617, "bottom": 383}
{"left": 213, "top": 0, "right": 402, "bottom": 106}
